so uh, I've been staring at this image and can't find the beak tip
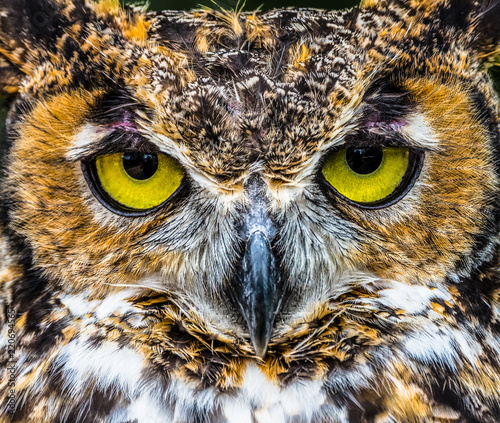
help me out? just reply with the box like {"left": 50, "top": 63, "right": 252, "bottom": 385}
{"left": 232, "top": 227, "right": 282, "bottom": 361}
{"left": 251, "top": 335, "right": 270, "bottom": 359}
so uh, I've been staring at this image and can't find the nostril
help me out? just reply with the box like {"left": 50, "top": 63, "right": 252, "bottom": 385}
{"left": 239, "top": 174, "right": 278, "bottom": 242}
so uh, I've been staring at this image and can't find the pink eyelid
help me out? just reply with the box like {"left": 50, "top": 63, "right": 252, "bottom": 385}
{"left": 367, "top": 119, "right": 407, "bottom": 132}
{"left": 108, "top": 121, "right": 139, "bottom": 132}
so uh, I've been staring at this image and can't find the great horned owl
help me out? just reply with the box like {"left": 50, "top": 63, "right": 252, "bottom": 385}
{"left": 1, "top": 0, "right": 500, "bottom": 421}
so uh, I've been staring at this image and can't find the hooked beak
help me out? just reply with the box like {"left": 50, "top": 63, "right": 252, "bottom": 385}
{"left": 237, "top": 229, "right": 281, "bottom": 357}
{"left": 230, "top": 178, "right": 283, "bottom": 358}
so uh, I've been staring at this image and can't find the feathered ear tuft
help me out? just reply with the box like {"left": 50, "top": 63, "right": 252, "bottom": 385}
{"left": 0, "top": 0, "right": 150, "bottom": 96}
{"left": 469, "top": 0, "right": 500, "bottom": 61}
{"left": 361, "top": 0, "right": 500, "bottom": 63}
{"left": 0, "top": 0, "right": 88, "bottom": 94}
{"left": 437, "top": 0, "right": 500, "bottom": 60}
{"left": 421, "top": 0, "right": 500, "bottom": 60}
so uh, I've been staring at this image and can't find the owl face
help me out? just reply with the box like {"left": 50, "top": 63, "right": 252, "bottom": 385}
{"left": 2, "top": 0, "right": 500, "bottom": 422}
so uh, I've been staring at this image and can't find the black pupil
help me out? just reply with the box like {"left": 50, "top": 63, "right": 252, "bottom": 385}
{"left": 122, "top": 153, "right": 159, "bottom": 180}
{"left": 346, "top": 147, "right": 383, "bottom": 175}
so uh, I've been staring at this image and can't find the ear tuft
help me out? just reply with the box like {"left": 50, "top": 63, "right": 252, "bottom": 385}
{"left": 362, "top": 0, "right": 500, "bottom": 63}
{"left": 0, "top": 0, "right": 83, "bottom": 94}
{"left": 420, "top": 0, "right": 500, "bottom": 60}
{"left": 471, "top": 0, "right": 500, "bottom": 60}
{"left": 0, "top": 0, "right": 151, "bottom": 96}
{"left": 0, "top": 0, "right": 74, "bottom": 54}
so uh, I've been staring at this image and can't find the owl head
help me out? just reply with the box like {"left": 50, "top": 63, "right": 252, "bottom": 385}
{"left": 2, "top": 0, "right": 500, "bottom": 421}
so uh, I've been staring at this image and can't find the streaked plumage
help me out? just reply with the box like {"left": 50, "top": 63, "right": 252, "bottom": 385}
{"left": 2, "top": 0, "right": 500, "bottom": 421}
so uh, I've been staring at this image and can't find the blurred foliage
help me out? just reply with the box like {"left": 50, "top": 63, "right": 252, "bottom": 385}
{"left": 489, "top": 65, "right": 500, "bottom": 97}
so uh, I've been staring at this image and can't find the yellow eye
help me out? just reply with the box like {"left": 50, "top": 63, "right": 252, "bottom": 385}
{"left": 322, "top": 146, "right": 418, "bottom": 206}
{"left": 90, "top": 152, "right": 184, "bottom": 212}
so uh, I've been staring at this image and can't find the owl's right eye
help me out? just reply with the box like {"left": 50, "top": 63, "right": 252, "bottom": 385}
{"left": 82, "top": 152, "right": 185, "bottom": 214}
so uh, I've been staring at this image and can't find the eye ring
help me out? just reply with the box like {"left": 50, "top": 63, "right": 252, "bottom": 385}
{"left": 81, "top": 152, "right": 187, "bottom": 217}
{"left": 320, "top": 146, "right": 424, "bottom": 209}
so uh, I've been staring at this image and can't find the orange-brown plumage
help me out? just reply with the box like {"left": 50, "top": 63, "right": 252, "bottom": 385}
{"left": 2, "top": 0, "right": 500, "bottom": 422}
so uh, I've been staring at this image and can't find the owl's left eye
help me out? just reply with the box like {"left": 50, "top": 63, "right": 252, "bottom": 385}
{"left": 83, "top": 152, "right": 184, "bottom": 214}
{"left": 321, "top": 146, "right": 422, "bottom": 207}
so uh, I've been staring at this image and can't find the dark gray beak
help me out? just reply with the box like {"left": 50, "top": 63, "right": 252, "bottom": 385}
{"left": 237, "top": 229, "right": 280, "bottom": 357}
{"left": 230, "top": 177, "right": 283, "bottom": 358}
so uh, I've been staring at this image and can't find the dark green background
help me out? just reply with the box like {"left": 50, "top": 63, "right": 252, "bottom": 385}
{"left": 141, "top": 0, "right": 359, "bottom": 11}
